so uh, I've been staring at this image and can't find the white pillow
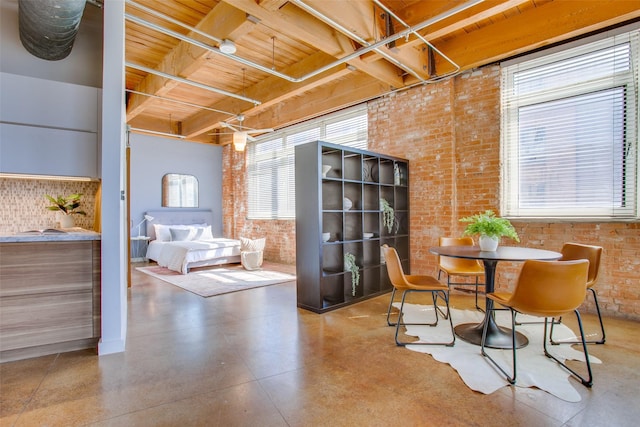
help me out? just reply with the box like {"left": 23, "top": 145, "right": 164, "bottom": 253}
{"left": 240, "top": 237, "right": 265, "bottom": 252}
{"left": 153, "top": 224, "right": 172, "bottom": 242}
{"left": 193, "top": 225, "right": 214, "bottom": 241}
{"left": 169, "top": 227, "right": 192, "bottom": 241}
{"left": 154, "top": 223, "right": 207, "bottom": 242}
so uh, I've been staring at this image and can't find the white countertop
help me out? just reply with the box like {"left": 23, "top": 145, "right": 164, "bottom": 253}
{"left": 0, "top": 227, "right": 101, "bottom": 242}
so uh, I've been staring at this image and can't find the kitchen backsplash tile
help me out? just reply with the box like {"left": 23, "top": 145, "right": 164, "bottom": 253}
{"left": 0, "top": 178, "right": 100, "bottom": 233}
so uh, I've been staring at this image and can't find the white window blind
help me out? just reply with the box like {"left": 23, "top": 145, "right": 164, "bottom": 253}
{"left": 247, "top": 105, "right": 368, "bottom": 219}
{"left": 501, "top": 30, "right": 639, "bottom": 219}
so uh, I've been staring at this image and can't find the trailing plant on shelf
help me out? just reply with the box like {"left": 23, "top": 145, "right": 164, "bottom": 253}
{"left": 459, "top": 210, "right": 519, "bottom": 250}
{"left": 45, "top": 193, "right": 87, "bottom": 217}
{"left": 380, "top": 198, "right": 395, "bottom": 233}
{"left": 344, "top": 252, "right": 360, "bottom": 297}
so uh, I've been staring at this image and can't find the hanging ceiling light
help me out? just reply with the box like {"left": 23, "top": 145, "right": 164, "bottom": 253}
{"left": 219, "top": 39, "right": 236, "bottom": 54}
{"left": 233, "top": 131, "right": 247, "bottom": 151}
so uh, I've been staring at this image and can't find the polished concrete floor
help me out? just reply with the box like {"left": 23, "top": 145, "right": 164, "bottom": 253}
{"left": 2, "top": 261, "right": 639, "bottom": 426}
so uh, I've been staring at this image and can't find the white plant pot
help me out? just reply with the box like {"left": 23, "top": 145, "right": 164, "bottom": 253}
{"left": 479, "top": 235, "right": 499, "bottom": 251}
{"left": 59, "top": 214, "right": 74, "bottom": 228}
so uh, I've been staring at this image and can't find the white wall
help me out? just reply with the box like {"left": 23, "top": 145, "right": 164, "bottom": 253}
{"left": 130, "top": 133, "right": 224, "bottom": 237}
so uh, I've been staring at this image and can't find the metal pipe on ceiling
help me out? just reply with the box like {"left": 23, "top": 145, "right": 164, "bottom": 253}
{"left": 289, "top": 0, "right": 428, "bottom": 83}
{"left": 125, "top": 0, "right": 482, "bottom": 86}
{"left": 123, "top": 12, "right": 302, "bottom": 83}
{"left": 371, "top": 0, "right": 462, "bottom": 79}
{"left": 127, "top": 0, "right": 221, "bottom": 46}
{"left": 127, "top": 125, "right": 186, "bottom": 139}
{"left": 18, "top": 0, "right": 87, "bottom": 61}
{"left": 125, "top": 62, "right": 262, "bottom": 105}
{"left": 125, "top": 89, "right": 237, "bottom": 118}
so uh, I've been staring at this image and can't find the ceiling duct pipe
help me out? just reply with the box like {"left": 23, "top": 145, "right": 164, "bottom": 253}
{"left": 19, "top": 0, "right": 87, "bottom": 61}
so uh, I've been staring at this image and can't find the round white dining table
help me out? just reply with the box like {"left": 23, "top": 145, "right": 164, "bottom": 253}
{"left": 429, "top": 245, "right": 562, "bottom": 349}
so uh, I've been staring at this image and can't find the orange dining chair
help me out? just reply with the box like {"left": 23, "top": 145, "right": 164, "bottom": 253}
{"left": 550, "top": 242, "right": 605, "bottom": 345}
{"left": 437, "top": 237, "right": 485, "bottom": 311}
{"left": 381, "top": 245, "right": 455, "bottom": 347}
{"left": 481, "top": 259, "right": 593, "bottom": 387}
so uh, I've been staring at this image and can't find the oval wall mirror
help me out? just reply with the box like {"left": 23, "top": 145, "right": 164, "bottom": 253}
{"left": 162, "top": 173, "right": 199, "bottom": 207}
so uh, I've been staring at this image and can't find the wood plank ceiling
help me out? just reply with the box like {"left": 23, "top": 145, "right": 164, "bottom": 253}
{"left": 124, "top": 0, "right": 640, "bottom": 145}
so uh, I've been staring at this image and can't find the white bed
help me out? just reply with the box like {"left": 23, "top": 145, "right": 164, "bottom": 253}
{"left": 144, "top": 210, "right": 241, "bottom": 274}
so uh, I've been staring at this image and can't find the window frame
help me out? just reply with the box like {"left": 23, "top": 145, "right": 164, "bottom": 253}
{"left": 500, "top": 27, "right": 639, "bottom": 220}
{"left": 247, "top": 105, "right": 368, "bottom": 220}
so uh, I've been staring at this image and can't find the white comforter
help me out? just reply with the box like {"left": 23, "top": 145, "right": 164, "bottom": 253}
{"left": 156, "top": 238, "right": 241, "bottom": 274}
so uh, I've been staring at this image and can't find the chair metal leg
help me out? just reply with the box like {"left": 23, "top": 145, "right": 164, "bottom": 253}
{"left": 438, "top": 269, "right": 484, "bottom": 313}
{"left": 543, "top": 311, "right": 593, "bottom": 387}
{"left": 436, "top": 270, "right": 450, "bottom": 320}
{"left": 591, "top": 288, "right": 606, "bottom": 344}
{"left": 394, "top": 289, "right": 455, "bottom": 347}
{"left": 515, "top": 313, "right": 561, "bottom": 326}
{"left": 473, "top": 276, "right": 482, "bottom": 312}
{"left": 481, "top": 307, "right": 517, "bottom": 384}
{"left": 432, "top": 290, "right": 449, "bottom": 320}
{"left": 481, "top": 308, "right": 594, "bottom": 388}
{"left": 549, "top": 288, "right": 606, "bottom": 345}
{"left": 386, "top": 288, "right": 399, "bottom": 326}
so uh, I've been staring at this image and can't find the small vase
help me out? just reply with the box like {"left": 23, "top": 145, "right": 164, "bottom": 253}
{"left": 59, "top": 214, "right": 74, "bottom": 228}
{"left": 479, "top": 235, "right": 499, "bottom": 251}
{"left": 343, "top": 197, "right": 352, "bottom": 211}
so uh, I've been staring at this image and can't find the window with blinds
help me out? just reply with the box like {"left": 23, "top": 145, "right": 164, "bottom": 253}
{"left": 247, "top": 105, "right": 368, "bottom": 219}
{"left": 501, "top": 29, "right": 639, "bottom": 219}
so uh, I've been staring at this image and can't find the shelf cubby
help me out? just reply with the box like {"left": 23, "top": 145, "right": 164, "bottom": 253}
{"left": 363, "top": 184, "right": 379, "bottom": 210}
{"left": 322, "top": 212, "right": 343, "bottom": 242}
{"left": 343, "top": 152, "right": 362, "bottom": 181}
{"left": 322, "top": 180, "right": 343, "bottom": 210}
{"left": 344, "top": 212, "right": 362, "bottom": 241}
{"left": 343, "top": 182, "right": 362, "bottom": 210}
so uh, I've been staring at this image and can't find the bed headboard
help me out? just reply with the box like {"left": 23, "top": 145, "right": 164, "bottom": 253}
{"left": 145, "top": 210, "right": 215, "bottom": 240}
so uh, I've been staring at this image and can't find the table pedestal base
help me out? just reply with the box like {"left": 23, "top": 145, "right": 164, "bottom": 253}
{"left": 455, "top": 319, "right": 528, "bottom": 349}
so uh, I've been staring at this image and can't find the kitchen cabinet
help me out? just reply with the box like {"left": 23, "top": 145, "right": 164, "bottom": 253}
{"left": 0, "top": 72, "right": 100, "bottom": 178}
{"left": 0, "top": 234, "right": 101, "bottom": 362}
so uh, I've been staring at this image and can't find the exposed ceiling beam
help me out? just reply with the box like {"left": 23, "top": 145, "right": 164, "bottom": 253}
{"left": 427, "top": 0, "right": 640, "bottom": 74}
{"left": 182, "top": 51, "right": 354, "bottom": 139}
{"left": 224, "top": 0, "right": 408, "bottom": 86}
{"left": 126, "top": 1, "right": 253, "bottom": 120}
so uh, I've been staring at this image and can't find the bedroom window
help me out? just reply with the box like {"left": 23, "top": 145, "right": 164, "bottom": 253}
{"left": 501, "top": 29, "right": 639, "bottom": 219}
{"left": 247, "top": 105, "right": 368, "bottom": 219}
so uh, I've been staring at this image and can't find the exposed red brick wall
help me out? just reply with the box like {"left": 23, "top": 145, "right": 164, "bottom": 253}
{"left": 368, "top": 65, "right": 639, "bottom": 320}
{"left": 222, "top": 147, "right": 297, "bottom": 264}
{"left": 224, "top": 64, "right": 640, "bottom": 320}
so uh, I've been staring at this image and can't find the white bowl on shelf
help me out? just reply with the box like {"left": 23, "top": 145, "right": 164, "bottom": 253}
{"left": 322, "top": 232, "right": 330, "bottom": 242}
{"left": 363, "top": 232, "right": 374, "bottom": 239}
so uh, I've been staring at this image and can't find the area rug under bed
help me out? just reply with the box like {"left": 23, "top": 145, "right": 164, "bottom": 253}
{"left": 395, "top": 303, "right": 602, "bottom": 402}
{"left": 137, "top": 265, "right": 296, "bottom": 297}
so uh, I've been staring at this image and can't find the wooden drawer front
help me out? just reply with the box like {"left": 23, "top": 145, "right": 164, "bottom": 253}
{"left": 0, "top": 291, "right": 93, "bottom": 351}
{"left": 0, "top": 242, "right": 92, "bottom": 297}
{"left": 0, "top": 241, "right": 98, "bottom": 353}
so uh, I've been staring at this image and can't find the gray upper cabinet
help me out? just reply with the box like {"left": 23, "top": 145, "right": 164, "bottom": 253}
{"left": 0, "top": 72, "right": 100, "bottom": 178}
{"left": 295, "top": 140, "right": 410, "bottom": 313}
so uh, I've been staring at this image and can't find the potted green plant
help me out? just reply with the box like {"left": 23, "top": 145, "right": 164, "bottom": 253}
{"left": 344, "top": 252, "right": 360, "bottom": 297}
{"left": 45, "top": 193, "right": 86, "bottom": 228}
{"left": 459, "top": 210, "right": 519, "bottom": 251}
{"left": 380, "top": 198, "right": 395, "bottom": 234}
